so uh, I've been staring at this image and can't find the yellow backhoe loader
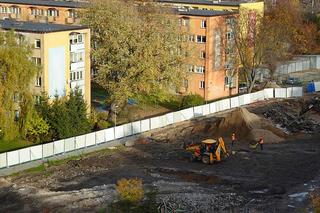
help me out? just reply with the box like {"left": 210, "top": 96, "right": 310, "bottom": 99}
{"left": 185, "top": 138, "right": 229, "bottom": 164}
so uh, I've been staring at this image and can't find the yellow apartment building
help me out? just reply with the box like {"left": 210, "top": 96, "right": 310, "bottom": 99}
{"left": 158, "top": 0, "right": 264, "bottom": 13}
{"left": 0, "top": 19, "right": 91, "bottom": 109}
{"left": 176, "top": 9, "right": 238, "bottom": 100}
{"left": 0, "top": 0, "right": 86, "bottom": 24}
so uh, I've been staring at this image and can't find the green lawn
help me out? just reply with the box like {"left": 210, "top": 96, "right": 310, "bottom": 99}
{"left": 0, "top": 139, "right": 33, "bottom": 153}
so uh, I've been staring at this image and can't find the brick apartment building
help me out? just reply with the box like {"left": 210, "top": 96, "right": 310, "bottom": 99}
{"left": 176, "top": 9, "right": 238, "bottom": 101}
{"left": 0, "top": 0, "right": 86, "bottom": 24}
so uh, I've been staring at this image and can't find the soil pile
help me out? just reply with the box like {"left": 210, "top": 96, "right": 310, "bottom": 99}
{"left": 216, "top": 108, "right": 284, "bottom": 143}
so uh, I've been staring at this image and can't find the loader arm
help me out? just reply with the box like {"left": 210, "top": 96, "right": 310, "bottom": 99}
{"left": 215, "top": 137, "right": 228, "bottom": 162}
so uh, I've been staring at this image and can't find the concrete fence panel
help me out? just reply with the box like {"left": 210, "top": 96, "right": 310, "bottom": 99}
{"left": 0, "top": 153, "right": 6, "bottom": 168}
{"left": 194, "top": 105, "right": 203, "bottom": 117}
{"left": 256, "top": 91, "right": 265, "bottom": 101}
{"left": 238, "top": 95, "right": 245, "bottom": 106}
{"left": 7, "top": 150, "right": 19, "bottom": 166}
{"left": 317, "top": 56, "right": 320, "bottom": 69}
{"left": 123, "top": 123, "right": 133, "bottom": 136}
{"left": 131, "top": 121, "right": 141, "bottom": 135}
{"left": 65, "top": 138, "right": 75, "bottom": 152}
{"left": 221, "top": 99, "right": 231, "bottom": 111}
{"left": 209, "top": 102, "right": 217, "bottom": 114}
{"left": 19, "top": 148, "right": 31, "bottom": 163}
{"left": 250, "top": 92, "right": 258, "bottom": 103}
{"left": 287, "top": 87, "right": 293, "bottom": 98}
{"left": 165, "top": 112, "right": 174, "bottom": 125}
{"left": 158, "top": 115, "right": 167, "bottom": 128}
{"left": 104, "top": 128, "right": 115, "bottom": 142}
{"left": 264, "top": 88, "right": 274, "bottom": 99}
{"left": 230, "top": 97, "right": 240, "bottom": 108}
{"left": 275, "top": 88, "right": 287, "bottom": 98}
{"left": 215, "top": 100, "right": 223, "bottom": 112}
{"left": 315, "top": 81, "right": 320, "bottom": 92}
{"left": 43, "top": 142, "right": 54, "bottom": 158}
{"left": 30, "top": 145, "right": 42, "bottom": 161}
{"left": 244, "top": 94, "right": 251, "bottom": 105}
{"left": 292, "top": 87, "right": 303, "bottom": 97}
{"left": 114, "top": 125, "right": 125, "bottom": 139}
{"left": 203, "top": 104, "right": 210, "bottom": 116}
{"left": 75, "top": 135, "right": 86, "bottom": 149}
{"left": 173, "top": 111, "right": 182, "bottom": 123}
{"left": 180, "top": 107, "right": 194, "bottom": 121}
{"left": 96, "top": 130, "right": 105, "bottom": 144}
{"left": 296, "top": 61, "right": 303, "bottom": 71}
{"left": 141, "top": 119, "right": 150, "bottom": 132}
{"left": 85, "top": 132, "right": 96, "bottom": 147}
{"left": 151, "top": 116, "right": 161, "bottom": 130}
{"left": 53, "top": 140, "right": 65, "bottom": 155}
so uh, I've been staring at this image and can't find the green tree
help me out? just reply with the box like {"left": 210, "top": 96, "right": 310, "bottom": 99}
{"left": 180, "top": 93, "right": 205, "bottom": 109}
{"left": 81, "top": 0, "right": 187, "bottom": 120}
{"left": 25, "top": 112, "right": 50, "bottom": 143}
{"left": 0, "top": 31, "right": 38, "bottom": 140}
{"left": 36, "top": 89, "right": 91, "bottom": 141}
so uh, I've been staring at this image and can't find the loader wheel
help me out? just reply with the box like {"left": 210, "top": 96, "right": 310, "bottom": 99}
{"left": 202, "top": 155, "right": 210, "bottom": 164}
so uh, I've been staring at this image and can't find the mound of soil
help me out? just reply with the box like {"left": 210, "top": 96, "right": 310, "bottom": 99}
{"left": 216, "top": 108, "right": 285, "bottom": 143}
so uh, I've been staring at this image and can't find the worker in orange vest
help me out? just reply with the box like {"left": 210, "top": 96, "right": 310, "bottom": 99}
{"left": 231, "top": 133, "right": 236, "bottom": 147}
{"left": 259, "top": 137, "right": 264, "bottom": 150}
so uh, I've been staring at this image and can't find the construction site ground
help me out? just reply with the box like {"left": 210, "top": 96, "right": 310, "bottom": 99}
{"left": 0, "top": 95, "right": 320, "bottom": 212}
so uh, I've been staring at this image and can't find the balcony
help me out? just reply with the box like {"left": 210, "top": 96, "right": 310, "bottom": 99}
{"left": 65, "top": 17, "right": 75, "bottom": 24}
{"left": 70, "top": 61, "right": 85, "bottom": 71}
{"left": 48, "top": 16, "right": 57, "bottom": 23}
{"left": 70, "top": 43, "right": 85, "bottom": 52}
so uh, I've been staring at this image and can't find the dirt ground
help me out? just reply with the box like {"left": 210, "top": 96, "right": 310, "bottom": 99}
{"left": 0, "top": 96, "right": 320, "bottom": 213}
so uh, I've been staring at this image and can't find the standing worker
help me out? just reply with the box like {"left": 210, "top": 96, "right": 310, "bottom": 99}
{"left": 259, "top": 137, "right": 264, "bottom": 150}
{"left": 231, "top": 133, "right": 236, "bottom": 147}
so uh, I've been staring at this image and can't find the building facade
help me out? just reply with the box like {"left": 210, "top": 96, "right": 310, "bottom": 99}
{"left": 177, "top": 9, "right": 238, "bottom": 101}
{"left": 0, "top": 20, "right": 91, "bottom": 108}
{"left": 158, "top": 0, "right": 264, "bottom": 14}
{"left": 0, "top": 0, "right": 85, "bottom": 24}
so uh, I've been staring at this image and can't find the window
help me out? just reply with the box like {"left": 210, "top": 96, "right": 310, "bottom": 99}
{"left": 31, "top": 7, "right": 44, "bottom": 16}
{"left": 47, "top": 8, "right": 58, "bottom": 17}
{"left": 35, "top": 39, "right": 41, "bottom": 48}
{"left": 70, "top": 34, "right": 84, "bottom": 44}
{"left": 200, "top": 51, "right": 206, "bottom": 59}
{"left": 68, "top": 9, "right": 77, "bottom": 18}
{"left": 35, "top": 95, "right": 41, "bottom": 104}
{"left": 14, "top": 110, "right": 19, "bottom": 121}
{"left": 195, "top": 66, "right": 205, "bottom": 74}
{"left": 181, "top": 18, "right": 190, "bottom": 26}
{"left": 199, "top": 81, "right": 205, "bottom": 89}
{"left": 226, "top": 31, "right": 234, "bottom": 41}
{"left": 200, "top": 20, "right": 206, "bottom": 28}
{"left": 70, "top": 70, "right": 84, "bottom": 81}
{"left": 225, "top": 75, "right": 235, "bottom": 87}
{"left": 77, "top": 34, "right": 83, "bottom": 43}
{"left": 35, "top": 77, "right": 41, "bottom": 87}
{"left": 196, "top": 35, "right": 206, "bottom": 43}
{"left": 183, "top": 79, "right": 188, "bottom": 88}
{"left": 0, "top": 6, "right": 7, "bottom": 13}
{"left": 71, "top": 52, "right": 84, "bottom": 63}
{"left": 13, "top": 92, "right": 20, "bottom": 102}
{"left": 11, "top": 6, "right": 21, "bottom": 14}
{"left": 32, "top": 57, "right": 41, "bottom": 65}
{"left": 188, "top": 35, "right": 194, "bottom": 42}
{"left": 187, "top": 65, "right": 194, "bottom": 72}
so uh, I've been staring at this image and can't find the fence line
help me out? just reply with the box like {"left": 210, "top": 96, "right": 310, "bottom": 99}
{"left": 1, "top": 85, "right": 315, "bottom": 169}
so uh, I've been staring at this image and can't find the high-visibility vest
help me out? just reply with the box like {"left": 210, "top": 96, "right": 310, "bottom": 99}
{"left": 259, "top": 138, "right": 264, "bottom": 144}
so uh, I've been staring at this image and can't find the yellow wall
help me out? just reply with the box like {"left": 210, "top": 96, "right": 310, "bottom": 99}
{"left": 19, "top": 28, "right": 91, "bottom": 110}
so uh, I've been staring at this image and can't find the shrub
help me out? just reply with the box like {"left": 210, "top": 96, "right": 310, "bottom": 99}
{"left": 116, "top": 178, "right": 144, "bottom": 204}
{"left": 180, "top": 93, "right": 205, "bottom": 109}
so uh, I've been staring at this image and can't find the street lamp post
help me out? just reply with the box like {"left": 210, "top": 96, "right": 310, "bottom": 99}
{"left": 114, "top": 105, "right": 118, "bottom": 127}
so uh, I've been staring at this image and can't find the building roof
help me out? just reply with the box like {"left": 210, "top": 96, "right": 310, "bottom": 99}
{"left": 158, "top": 0, "right": 248, "bottom": 6}
{"left": 0, "top": 0, "right": 87, "bottom": 8}
{"left": 0, "top": 20, "right": 88, "bottom": 33}
{"left": 175, "top": 8, "right": 235, "bottom": 16}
